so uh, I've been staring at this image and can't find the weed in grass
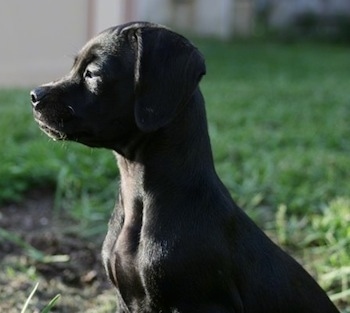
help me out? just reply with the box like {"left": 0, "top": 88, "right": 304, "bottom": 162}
{"left": 274, "top": 198, "right": 350, "bottom": 305}
{"left": 308, "top": 198, "right": 350, "bottom": 301}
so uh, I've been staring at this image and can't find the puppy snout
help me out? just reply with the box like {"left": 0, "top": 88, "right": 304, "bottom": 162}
{"left": 30, "top": 86, "right": 48, "bottom": 107}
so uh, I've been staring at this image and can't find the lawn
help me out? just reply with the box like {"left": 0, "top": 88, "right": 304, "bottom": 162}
{"left": 0, "top": 40, "right": 349, "bottom": 311}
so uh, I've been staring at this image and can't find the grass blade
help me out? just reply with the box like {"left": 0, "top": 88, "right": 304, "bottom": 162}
{"left": 41, "top": 294, "right": 61, "bottom": 313}
{"left": 21, "top": 282, "right": 39, "bottom": 313}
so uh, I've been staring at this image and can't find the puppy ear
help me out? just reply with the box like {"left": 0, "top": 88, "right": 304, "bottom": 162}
{"left": 133, "top": 27, "right": 206, "bottom": 132}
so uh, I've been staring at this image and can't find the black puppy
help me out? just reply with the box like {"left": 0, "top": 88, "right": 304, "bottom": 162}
{"left": 31, "top": 22, "right": 339, "bottom": 313}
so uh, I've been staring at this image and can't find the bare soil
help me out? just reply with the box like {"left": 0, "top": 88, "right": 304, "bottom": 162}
{"left": 1, "top": 189, "right": 347, "bottom": 312}
{"left": 0, "top": 188, "right": 116, "bottom": 313}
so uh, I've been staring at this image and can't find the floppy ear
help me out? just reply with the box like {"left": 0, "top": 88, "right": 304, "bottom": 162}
{"left": 133, "top": 27, "right": 206, "bottom": 132}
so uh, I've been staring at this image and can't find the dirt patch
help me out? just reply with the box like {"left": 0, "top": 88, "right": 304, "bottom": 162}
{"left": 0, "top": 188, "right": 116, "bottom": 312}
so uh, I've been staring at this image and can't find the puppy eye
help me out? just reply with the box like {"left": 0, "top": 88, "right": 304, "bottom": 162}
{"left": 84, "top": 69, "right": 94, "bottom": 79}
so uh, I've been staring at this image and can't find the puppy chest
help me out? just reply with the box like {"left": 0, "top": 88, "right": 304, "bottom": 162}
{"left": 138, "top": 240, "right": 232, "bottom": 303}
{"left": 110, "top": 236, "right": 169, "bottom": 307}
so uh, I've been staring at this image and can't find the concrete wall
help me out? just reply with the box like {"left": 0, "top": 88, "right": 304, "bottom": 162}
{"left": 268, "top": 0, "right": 350, "bottom": 28}
{"left": 0, "top": 0, "right": 129, "bottom": 87}
{"left": 0, "top": 0, "right": 89, "bottom": 87}
{"left": 92, "top": 0, "right": 127, "bottom": 36}
{"left": 132, "top": 0, "right": 254, "bottom": 39}
{"left": 0, "top": 0, "right": 255, "bottom": 87}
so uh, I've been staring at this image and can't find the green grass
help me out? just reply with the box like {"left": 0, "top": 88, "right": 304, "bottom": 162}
{"left": 201, "top": 41, "right": 350, "bottom": 214}
{"left": 0, "top": 40, "right": 349, "bottom": 309}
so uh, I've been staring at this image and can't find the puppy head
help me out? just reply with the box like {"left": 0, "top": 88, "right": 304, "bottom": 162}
{"left": 31, "top": 22, "right": 206, "bottom": 151}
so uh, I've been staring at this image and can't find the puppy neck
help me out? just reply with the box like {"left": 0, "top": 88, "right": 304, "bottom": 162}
{"left": 116, "top": 88, "right": 217, "bottom": 200}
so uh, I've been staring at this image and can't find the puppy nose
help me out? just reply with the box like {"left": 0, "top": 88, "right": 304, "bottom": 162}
{"left": 30, "top": 87, "right": 47, "bottom": 107}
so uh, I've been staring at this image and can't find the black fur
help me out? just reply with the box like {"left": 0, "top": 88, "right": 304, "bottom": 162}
{"left": 31, "top": 22, "right": 339, "bottom": 313}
